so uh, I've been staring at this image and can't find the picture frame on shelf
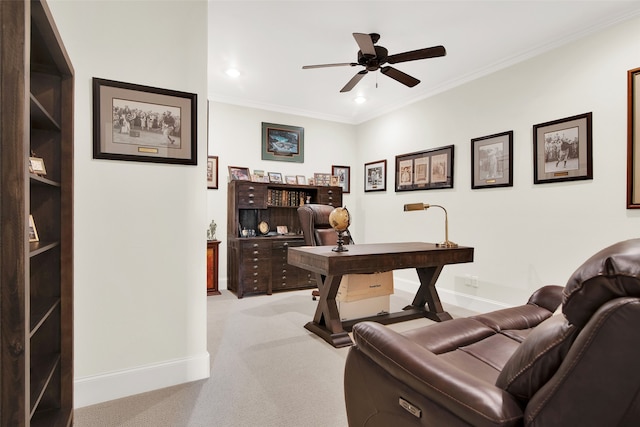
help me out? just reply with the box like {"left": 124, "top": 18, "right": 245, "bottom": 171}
{"left": 261, "top": 122, "right": 304, "bottom": 163}
{"left": 394, "top": 145, "right": 454, "bottom": 192}
{"left": 296, "top": 175, "right": 306, "bottom": 185}
{"left": 285, "top": 175, "right": 297, "bottom": 184}
{"left": 330, "top": 175, "right": 339, "bottom": 186}
{"left": 207, "top": 156, "right": 218, "bottom": 189}
{"left": 471, "top": 131, "right": 513, "bottom": 189}
{"left": 92, "top": 77, "right": 197, "bottom": 165}
{"left": 533, "top": 112, "right": 593, "bottom": 184}
{"left": 276, "top": 225, "right": 289, "bottom": 235}
{"left": 28, "top": 215, "right": 39, "bottom": 243}
{"left": 308, "top": 177, "right": 315, "bottom": 185}
{"left": 29, "top": 156, "right": 47, "bottom": 176}
{"left": 365, "top": 159, "right": 387, "bottom": 192}
{"left": 314, "top": 172, "right": 331, "bottom": 186}
{"left": 332, "top": 165, "right": 350, "bottom": 193}
{"left": 268, "top": 171, "right": 283, "bottom": 183}
{"left": 628, "top": 67, "right": 640, "bottom": 208}
{"left": 228, "top": 166, "right": 251, "bottom": 181}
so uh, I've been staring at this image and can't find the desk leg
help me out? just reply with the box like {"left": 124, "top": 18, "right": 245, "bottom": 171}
{"left": 403, "top": 265, "right": 453, "bottom": 322}
{"left": 304, "top": 273, "right": 353, "bottom": 348}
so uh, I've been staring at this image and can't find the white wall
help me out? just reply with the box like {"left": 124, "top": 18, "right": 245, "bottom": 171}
{"left": 354, "top": 15, "right": 640, "bottom": 310}
{"left": 206, "top": 102, "right": 357, "bottom": 285}
{"left": 48, "top": 0, "right": 210, "bottom": 407}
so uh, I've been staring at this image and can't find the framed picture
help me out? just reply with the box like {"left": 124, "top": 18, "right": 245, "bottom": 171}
{"left": 308, "top": 177, "right": 315, "bottom": 185}
{"left": 261, "top": 122, "right": 304, "bottom": 163}
{"left": 228, "top": 166, "right": 251, "bottom": 181}
{"left": 471, "top": 131, "right": 513, "bottom": 189}
{"left": 395, "top": 145, "right": 454, "bottom": 192}
{"left": 207, "top": 156, "right": 218, "bottom": 189}
{"left": 93, "top": 78, "right": 197, "bottom": 165}
{"left": 628, "top": 67, "right": 640, "bottom": 208}
{"left": 533, "top": 112, "right": 593, "bottom": 184}
{"left": 268, "top": 172, "right": 283, "bottom": 183}
{"left": 29, "top": 157, "right": 47, "bottom": 176}
{"left": 332, "top": 165, "right": 350, "bottom": 193}
{"left": 296, "top": 175, "right": 306, "bottom": 185}
{"left": 276, "top": 225, "right": 288, "bottom": 234}
{"left": 28, "top": 215, "right": 39, "bottom": 243}
{"left": 365, "top": 159, "right": 387, "bottom": 192}
{"left": 285, "top": 175, "right": 297, "bottom": 184}
{"left": 314, "top": 173, "right": 331, "bottom": 186}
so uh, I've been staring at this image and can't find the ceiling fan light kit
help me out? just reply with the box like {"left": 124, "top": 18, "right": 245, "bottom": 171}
{"left": 302, "top": 32, "right": 446, "bottom": 93}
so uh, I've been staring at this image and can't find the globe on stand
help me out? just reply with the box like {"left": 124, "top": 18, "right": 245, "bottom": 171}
{"left": 329, "top": 206, "right": 350, "bottom": 252}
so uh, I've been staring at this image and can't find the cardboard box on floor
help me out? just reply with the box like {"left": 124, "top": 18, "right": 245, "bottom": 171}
{"left": 336, "top": 272, "right": 394, "bottom": 321}
{"left": 336, "top": 271, "right": 394, "bottom": 302}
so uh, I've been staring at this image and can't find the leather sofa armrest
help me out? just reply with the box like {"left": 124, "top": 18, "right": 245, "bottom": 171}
{"left": 352, "top": 321, "right": 524, "bottom": 427}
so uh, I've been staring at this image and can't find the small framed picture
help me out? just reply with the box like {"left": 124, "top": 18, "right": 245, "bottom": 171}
{"left": 471, "top": 131, "right": 513, "bottom": 189}
{"left": 533, "top": 112, "right": 593, "bottom": 184}
{"left": 296, "top": 175, "right": 306, "bottom": 185}
{"left": 276, "top": 225, "right": 288, "bottom": 234}
{"left": 308, "top": 177, "right": 315, "bottom": 185}
{"left": 29, "top": 157, "right": 47, "bottom": 176}
{"left": 29, "top": 215, "right": 39, "bottom": 242}
{"left": 207, "top": 156, "right": 218, "bottom": 189}
{"left": 365, "top": 159, "right": 387, "bottom": 192}
{"left": 268, "top": 172, "right": 283, "bottom": 183}
{"left": 314, "top": 173, "right": 331, "bottom": 186}
{"left": 228, "top": 166, "right": 251, "bottom": 181}
{"left": 332, "top": 165, "right": 350, "bottom": 193}
{"left": 285, "top": 175, "right": 297, "bottom": 184}
{"left": 628, "top": 68, "right": 640, "bottom": 208}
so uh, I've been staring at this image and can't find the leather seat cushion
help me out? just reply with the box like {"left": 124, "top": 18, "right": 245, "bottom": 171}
{"left": 495, "top": 314, "right": 578, "bottom": 400}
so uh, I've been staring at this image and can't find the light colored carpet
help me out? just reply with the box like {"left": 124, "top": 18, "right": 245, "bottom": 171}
{"left": 74, "top": 288, "right": 475, "bottom": 426}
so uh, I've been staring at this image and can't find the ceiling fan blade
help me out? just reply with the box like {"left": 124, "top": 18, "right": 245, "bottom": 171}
{"left": 387, "top": 45, "right": 446, "bottom": 64}
{"left": 353, "top": 33, "right": 376, "bottom": 56}
{"left": 340, "top": 70, "right": 368, "bottom": 93}
{"left": 302, "top": 62, "right": 357, "bottom": 69}
{"left": 380, "top": 66, "right": 420, "bottom": 87}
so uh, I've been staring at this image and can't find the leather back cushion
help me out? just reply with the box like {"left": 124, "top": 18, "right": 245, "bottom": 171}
{"left": 495, "top": 314, "right": 577, "bottom": 401}
{"left": 563, "top": 238, "right": 640, "bottom": 327}
{"left": 314, "top": 228, "right": 350, "bottom": 246}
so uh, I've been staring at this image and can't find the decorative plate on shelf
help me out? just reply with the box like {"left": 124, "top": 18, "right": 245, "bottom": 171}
{"left": 258, "top": 221, "right": 270, "bottom": 235}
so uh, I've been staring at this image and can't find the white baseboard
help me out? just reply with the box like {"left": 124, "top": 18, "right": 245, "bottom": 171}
{"left": 393, "top": 278, "right": 511, "bottom": 314}
{"left": 74, "top": 351, "right": 210, "bottom": 408}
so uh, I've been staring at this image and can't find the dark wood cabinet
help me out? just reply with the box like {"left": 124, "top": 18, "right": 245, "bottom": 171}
{"left": 227, "top": 181, "right": 342, "bottom": 298}
{"left": 207, "top": 240, "right": 221, "bottom": 295}
{"left": 1, "top": 1, "right": 74, "bottom": 425}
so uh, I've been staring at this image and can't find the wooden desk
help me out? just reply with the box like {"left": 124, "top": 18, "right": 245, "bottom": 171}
{"left": 288, "top": 242, "right": 474, "bottom": 347}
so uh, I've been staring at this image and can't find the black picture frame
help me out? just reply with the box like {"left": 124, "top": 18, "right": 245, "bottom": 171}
{"left": 628, "top": 68, "right": 640, "bottom": 208}
{"left": 364, "top": 159, "right": 387, "bottom": 192}
{"left": 261, "top": 122, "right": 304, "bottom": 163}
{"left": 533, "top": 112, "right": 593, "bottom": 184}
{"left": 332, "top": 165, "right": 350, "bottom": 193}
{"left": 93, "top": 77, "right": 197, "bottom": 165}
{"left": 395, "top": 145, "right": 454, "bottom": 192}
{"left": 471, "top": 131, "right": 513, "bottom": 189}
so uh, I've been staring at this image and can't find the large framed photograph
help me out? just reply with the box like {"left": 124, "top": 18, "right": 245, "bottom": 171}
{"left": 471, "top": 131, "right": 513, "bottom": 189}
{"left": 332, "top": 165, "right": 350, "bottom": 193}
{"left": 365, "top": 159, "right": 387, "bottom": 192}
{"left": 207, "top": 156, "right": 218, "bottom": 189}
{"left": 533, "top": 112, "right": 592, "bottom": 184}
{"left": 93, "top": 78, "right": 197, "bottom": 165}
{"left": 395, "top": 145, "right": 454, "bottom": 192}
{"left": 628, "top": 67, "right": 640, "bottom": 208}
{"left": 261, "top": 122, "right": 304, "bottom": 163}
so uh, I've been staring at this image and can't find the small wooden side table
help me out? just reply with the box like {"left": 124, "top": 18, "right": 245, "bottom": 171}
{"left": 207, "top": 240, "right": 221, "bottom": 295}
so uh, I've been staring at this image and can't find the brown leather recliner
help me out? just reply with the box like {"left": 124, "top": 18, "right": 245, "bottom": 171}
{"left": 344, "top": 238, "right": 640, "bottom": 426}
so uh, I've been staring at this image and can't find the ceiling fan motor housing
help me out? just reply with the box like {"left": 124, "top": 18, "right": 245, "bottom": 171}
{"left": 358, "top": 46, "right": 388, "bottom": 71}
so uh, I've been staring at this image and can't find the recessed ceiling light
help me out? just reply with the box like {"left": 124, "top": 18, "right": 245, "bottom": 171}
{"left": 354, "top": 96, "right": 366, "bottom": 104}
{"left": 225, "top": 68, "right": 241, "bottom": 78}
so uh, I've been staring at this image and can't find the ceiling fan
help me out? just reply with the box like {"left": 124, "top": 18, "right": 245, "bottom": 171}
{"left": 302, "top": 32, "right": 446, "bottom": 93}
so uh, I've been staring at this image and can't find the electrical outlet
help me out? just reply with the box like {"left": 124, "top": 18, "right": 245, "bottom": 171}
{"left": 471, "top": 275, "right": 479, "bottom": 288}
{"left": 464, "top": 274, "right": 472, "bottom": 286}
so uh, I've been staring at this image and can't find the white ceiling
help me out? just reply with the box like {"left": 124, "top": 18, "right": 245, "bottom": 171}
{"left": 208, "top": 1, "right": 640, "bottom": 124}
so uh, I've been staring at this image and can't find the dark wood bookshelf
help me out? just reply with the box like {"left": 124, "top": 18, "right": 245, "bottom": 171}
{"left": 1, "top": 1, "right": 74, "bottom": 425}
